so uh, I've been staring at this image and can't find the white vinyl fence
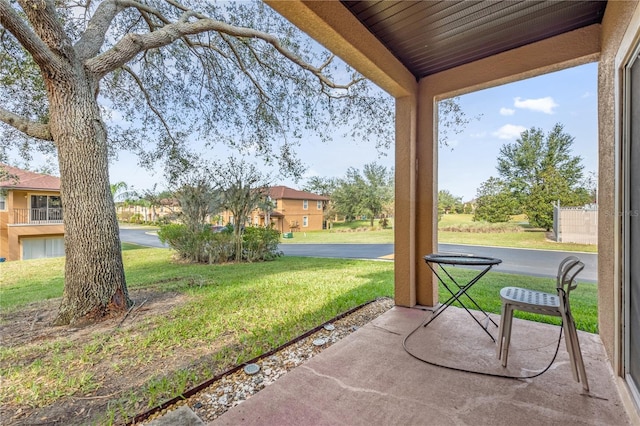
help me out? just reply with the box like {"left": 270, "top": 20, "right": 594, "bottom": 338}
{"left": 552, "top": 203, "right": 598, "bottom": 245}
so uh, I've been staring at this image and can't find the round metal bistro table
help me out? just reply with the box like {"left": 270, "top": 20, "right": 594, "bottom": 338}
{"left": 423, "top": 253, "right": 502, "bottom": 342}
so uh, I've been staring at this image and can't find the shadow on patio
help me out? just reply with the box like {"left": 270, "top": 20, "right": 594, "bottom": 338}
{"left": 207, "top": 306, "right": 629, "bottom": 425}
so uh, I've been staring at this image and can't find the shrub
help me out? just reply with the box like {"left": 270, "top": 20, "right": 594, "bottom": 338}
{"left": 158, "top": 224, "right": 281, "bottom": 264}
{"left": 243, "top": 226, "right": 282, "bottom": 262}
{"left": 158, "top": 223, "right": 209, "bottom": 262}
{"left": 205, "top": 232, "right": 235, "bottom": 264}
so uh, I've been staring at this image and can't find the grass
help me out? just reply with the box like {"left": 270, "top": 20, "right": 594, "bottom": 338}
{"left": 0, "top": 248, "right": 598, "bottom": 425}
{"left": 282, "top": 227, "right": 394, "bottom": 244}
{"left": 282, "top": 215, "right": 598, "bottom": 253}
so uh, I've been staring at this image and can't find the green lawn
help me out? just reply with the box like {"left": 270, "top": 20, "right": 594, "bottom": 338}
{"left": 283, "top": 215, "right": 598, "bottom": 253}
{"left": 0, "top": 248, "right": 597, "bottom": 424}
{"left": 282, "top": 227, "right": 394, "bottom": 243}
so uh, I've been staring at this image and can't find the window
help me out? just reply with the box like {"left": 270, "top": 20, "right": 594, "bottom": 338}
{"left": 22, "top": 237, "right": 65, "bottom": 260}
{"left": 303, "top": 216, "right": 308, "bottom": 227}
{"left": 30, "top": 195, "right": 62, "bottom": 222}
{"left": 624, "top": 39, "right": 640, "bottom": 407}
{"left": 317, "top": 200, "right": 322, "bottom": 210}
{"left": 303, "top": 199, "right": 308, "bottom": 210}
{"left": 0, "top": 193, "right": 6, "bottom": 211}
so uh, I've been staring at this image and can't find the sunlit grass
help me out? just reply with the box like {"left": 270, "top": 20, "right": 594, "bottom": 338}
{"left": 440, "top": 267, "right": 598, "bottom": 333}
{"left": 0, "top": 251, "right": 395, "bottom": 423}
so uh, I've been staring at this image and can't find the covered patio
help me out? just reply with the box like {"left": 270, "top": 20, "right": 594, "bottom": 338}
{"left": 154, "top": 305, "right": 630, "bottom": 425}
{"left": 264, "top": 0, "right": 640, "bottom": 422}
{"left": 152, "top": 1, "right": 640, "bottom": 423}
{"left": 213, "top": 306, "right": 628, "bottom": 425}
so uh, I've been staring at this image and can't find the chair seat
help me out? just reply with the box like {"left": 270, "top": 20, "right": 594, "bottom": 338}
{"left": 500, "top": 287, "right": 559, "bottom": 309}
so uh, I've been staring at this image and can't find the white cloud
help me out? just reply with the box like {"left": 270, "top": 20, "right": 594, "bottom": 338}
{"left": 493, "top": 124, "right": 527, "bottom": 140}
{"left": 500, "top": 107, "right": 515, "bottom": 116}
{"left": 513, "top": 96, "right": 558, "bottom": 114}
{"left": 581, "top": 91, "right": 592, "bottom": 99}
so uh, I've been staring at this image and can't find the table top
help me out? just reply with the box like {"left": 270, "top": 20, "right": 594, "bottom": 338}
{"left": 423, "top": 253, "right": 502, "bottom": 266}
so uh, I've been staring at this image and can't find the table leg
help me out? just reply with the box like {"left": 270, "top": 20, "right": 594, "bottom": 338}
{"left": 424, "top": 263, "right": 497, "bottom": 342}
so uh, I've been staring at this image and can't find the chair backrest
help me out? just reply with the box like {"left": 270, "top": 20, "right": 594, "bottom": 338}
{"left": 556, "top": 256, "right": 585, "bottom": 312}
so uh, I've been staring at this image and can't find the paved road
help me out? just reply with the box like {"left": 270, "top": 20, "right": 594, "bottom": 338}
{"left": 118, "top": 227, "right": 597, "bottom": 282}
{"left": 280, "top": 243, "right": 597, "bottom": 282}
{"left": 119, "top": 227, "right": 168, "bottom": 248}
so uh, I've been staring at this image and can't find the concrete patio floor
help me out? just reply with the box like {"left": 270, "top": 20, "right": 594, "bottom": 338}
{"left": 208, "top": 306, "right": 631, "bottom": 426}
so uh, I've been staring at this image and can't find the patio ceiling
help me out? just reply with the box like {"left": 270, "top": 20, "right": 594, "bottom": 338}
{"left": 340, "top": 0, "right": 607, "bottom": 79}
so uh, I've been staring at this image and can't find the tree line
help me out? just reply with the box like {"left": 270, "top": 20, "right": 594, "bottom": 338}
{"left": 303, "top": 162, "right": 394, "bottom": 229}
{"left": 115, "top": 160, "right": 395, "bottom": 232}
{"left": 441, "top": 123, "right": 595, "bottom": 231}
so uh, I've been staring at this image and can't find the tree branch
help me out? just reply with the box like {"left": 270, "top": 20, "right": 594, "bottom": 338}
{"left": 85, "top": 13, "right": 361, "bottom": 91}
{"left": 219, "top": 33, "right": 270, "bottom": 104}
{"left": 74, "top": 0, "right": 121, "bottom": 61}
{"left": 120, "top": 65, "right": 177, "bottom": 145}
{"left": 0, "top": 107, "right": 52, "bottom": 141}
{"left": 0, "top": 0, "right": 60, "bottom": 70}
{"left": 17, "top": 0, "right": 76, "bottom": 64}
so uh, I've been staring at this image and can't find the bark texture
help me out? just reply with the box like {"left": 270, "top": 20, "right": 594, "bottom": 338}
{"left": 50, "top": 64, "right": 132, "bottom": 325}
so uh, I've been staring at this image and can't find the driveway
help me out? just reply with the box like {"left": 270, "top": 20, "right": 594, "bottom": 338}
{"left": 118, "top": 227, "right": 597, "bottom": 281}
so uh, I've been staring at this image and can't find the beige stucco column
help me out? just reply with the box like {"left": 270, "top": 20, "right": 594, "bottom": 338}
{"left": 413, "top": 84, "right": 439, "bottom": 306}
{"left": 394, "top": 95, "right": 419, "bottom": 307}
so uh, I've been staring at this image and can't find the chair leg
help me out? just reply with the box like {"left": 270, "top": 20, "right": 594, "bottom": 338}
{"left": 500, "top": 305, "right": 514, "bottom": 367}
{"left": 567, "top": 319, "right": 589, "bottom": 391}
{"left": 497, "top": 302, "right": 507, "bottom": 360}
{"left": 562, "top": 320, "right": 580, "bottom": 382}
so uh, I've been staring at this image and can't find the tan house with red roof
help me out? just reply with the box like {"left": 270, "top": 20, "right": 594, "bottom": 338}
{"left": 219, "top": 186, "right": 328, "bottom": 233}
{"left": 0, "top": 165, "right": 64, "bottom": 261}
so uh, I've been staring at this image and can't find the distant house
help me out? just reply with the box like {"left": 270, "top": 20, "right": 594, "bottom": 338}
{"left": 0, "top": 165, "right": 64, "bottom": 261}
{"left": 219, "top": 186, "right": 329, "bottom": 233}
{"left": 116, "top": 198, "right": 179, "bottom": 223}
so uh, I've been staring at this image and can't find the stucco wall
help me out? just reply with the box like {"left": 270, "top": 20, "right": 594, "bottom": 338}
{"left": 7, "top": 226, "right": 64, "bottom": 261}
{"left": 597, "top": 0, "right": 638, "bottom": 371}
{"left": 0, "top": 189, "right": 65, "bottom": 260}
{"left": 279, "top": 198, "right": 324, "bottom": 232}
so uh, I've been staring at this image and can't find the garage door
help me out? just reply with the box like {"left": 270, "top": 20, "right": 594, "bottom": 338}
{"left": 22, "top": 237, "right": 65, "bottom": 260}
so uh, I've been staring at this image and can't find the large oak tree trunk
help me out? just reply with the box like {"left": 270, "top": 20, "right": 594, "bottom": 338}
{"left": 49, "top": 65, "right": 131, "bottom": 326}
